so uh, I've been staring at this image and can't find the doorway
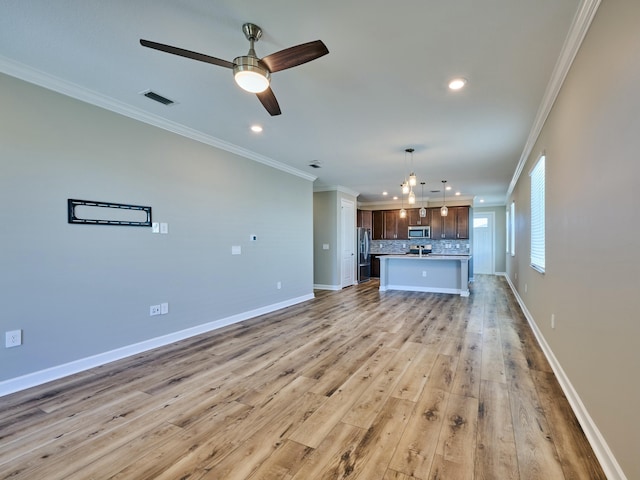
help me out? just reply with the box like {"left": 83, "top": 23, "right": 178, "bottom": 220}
{"left": 473, "top": 212, "right": 495, "bottom": 275}
{"left": 341, "top": 198, "right": 355, "bottom": 288}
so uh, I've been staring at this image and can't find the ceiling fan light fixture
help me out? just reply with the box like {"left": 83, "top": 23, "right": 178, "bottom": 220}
{"left": 233, "top": 56, "right": 270, "bottom": 93}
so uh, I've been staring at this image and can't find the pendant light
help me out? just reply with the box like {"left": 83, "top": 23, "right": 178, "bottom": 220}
{"left": 419, "top": 182, "right": 427, "bottom": 217}
{"left": 405, "top": 147, "right": 416, "bottom": 203}
{"left": 440, "top": 180, "right": 448, "bottom": 217}
{"left": 399, "top": 184, "right": 407, "bottom": 218}
{"left": 406, "top": 148, "right": 417, "bottom": 187}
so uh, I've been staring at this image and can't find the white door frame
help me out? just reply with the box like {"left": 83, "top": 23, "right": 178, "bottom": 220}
{"left": 340, "top": 198, "right": 356, "bottom": 288}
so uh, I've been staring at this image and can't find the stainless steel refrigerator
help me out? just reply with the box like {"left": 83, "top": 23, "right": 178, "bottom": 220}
{"left": 357, "top": 227, "right": 371, "bottom": 283}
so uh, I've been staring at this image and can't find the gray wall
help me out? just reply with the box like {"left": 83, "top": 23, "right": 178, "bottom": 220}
{"left": 313, "top": 191, "right": 338, "bottom": 287}
{"left": 313, "top": 189, "right": 357, "bottom": 289}
{"left": 0, "top": 73, "right": 314, "bottom": 382}
{"left": 507, "top": 0, "right": 640, "bottom": 477}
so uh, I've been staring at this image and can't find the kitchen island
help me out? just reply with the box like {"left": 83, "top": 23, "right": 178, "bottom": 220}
{"left": 378, "top": 254, "right": 471, "bottom": 296}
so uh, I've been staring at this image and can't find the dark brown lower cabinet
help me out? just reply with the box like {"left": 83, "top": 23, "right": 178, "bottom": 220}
{"left": 371, "top": 255, "right": 381, "bottom": 277}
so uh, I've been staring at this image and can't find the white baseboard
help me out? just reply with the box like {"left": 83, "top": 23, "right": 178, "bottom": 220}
{"left": 313, "top": 284, "right": 341, "bottom": 291}
{"left": 504, "top": 274, "right": 627, "bottom": 480}
{"left": 0, "top": 293, "right": 314, "bottom": 398}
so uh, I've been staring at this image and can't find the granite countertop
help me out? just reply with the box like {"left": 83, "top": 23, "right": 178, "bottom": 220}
{"left": 380, "top": 254, "right": 471, "bottom": 260}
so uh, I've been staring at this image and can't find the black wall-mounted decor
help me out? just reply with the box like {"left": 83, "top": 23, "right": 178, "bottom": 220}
{"left": 67, "top": 199, "right": 152, "bottom": 227}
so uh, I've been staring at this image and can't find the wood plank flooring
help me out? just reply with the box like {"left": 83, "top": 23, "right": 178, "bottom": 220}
{"left": 0, "top": 275, "right": 606, "bottom": 479}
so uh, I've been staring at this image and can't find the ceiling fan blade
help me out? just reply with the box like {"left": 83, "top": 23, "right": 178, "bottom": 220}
{"left": 140, "top": 39, "right": 234, "bottom": 69}
{"left": 257, "top": 87, "right": 281, "bottom": 116}
{"left": 261, "top": 40, "right": 328, "bottom": 73}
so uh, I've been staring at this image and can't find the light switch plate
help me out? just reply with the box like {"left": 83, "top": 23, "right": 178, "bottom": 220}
{"left": 232, "top": 245, "right": 241, "bottom": 255}
{"left": 160, "top": 223, "right": 169, "bottom": 234}
{"left": 152, "top": 222, "right": 160, "bottom": 233}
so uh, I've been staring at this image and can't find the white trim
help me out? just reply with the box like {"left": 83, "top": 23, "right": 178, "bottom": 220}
{"left": 0, "top": 56, "right": 317, "bottom": 183}
{"left": 506, "top": 0, "right": 602, "bottom": 199}
{"left": 313, "top": 284, "right": 341, "bottom": 291}
{"left": 340, "top": 198, "right": 357, "bottom": 289}
{"left": 504, "top": 274, "right": 627, "bottom": 480}
{"left": 0, "top": 293, "right": 314, "bottom": 398}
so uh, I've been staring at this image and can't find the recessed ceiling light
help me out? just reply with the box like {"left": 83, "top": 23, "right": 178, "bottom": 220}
{"left": 250, "top": 125, "right": 263, "bottom": 133}
{"left": 480, "top": 199, "right": 485, "bottom": 203}
{"left": 455, "top": 191, "right": 461, "bottom": 196}
{"left": 393, "top": 196, "right": 398, "bottom": 200}
{"left": 448, "top": 78, "right": 467, "bottom": 90}
{"left": 445, "top": 185, "right": 452, "bottom": 191}
{"left": 382, "top": 191, "right": 388, "bottom": 196}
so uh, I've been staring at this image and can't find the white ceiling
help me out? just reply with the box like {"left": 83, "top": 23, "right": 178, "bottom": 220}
{"left": 1, "top": 0, "right": 586, "bottom": 206}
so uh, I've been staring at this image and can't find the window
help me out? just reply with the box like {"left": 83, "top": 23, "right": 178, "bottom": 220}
{"left": 505, "top": 209, "right": 510, "bottom": 253}
{"left": 509, "top": 201, "right": 515, "bottom": 256}
{"left": 473, "top": 217, "right": 488, "bottom": 228}
{"left": 530, "top": 154, "right": 545, "bottom": 272}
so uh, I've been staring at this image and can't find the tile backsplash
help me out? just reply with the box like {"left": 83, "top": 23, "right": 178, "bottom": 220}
{"left": 370, "top": 239, "right": 470, "bottom": 255}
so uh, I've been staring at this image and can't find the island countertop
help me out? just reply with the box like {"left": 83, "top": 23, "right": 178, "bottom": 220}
{"left": 378, "top": 254, "right": 471, "bottom": 296}
{"left": 379, "top": 254, "right": 471, "bottom": 260}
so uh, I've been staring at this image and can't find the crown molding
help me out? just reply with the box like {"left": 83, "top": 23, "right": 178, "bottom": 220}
{"left": 506, "top": 0, "right": 601, "bottom": 200}
{"left": 313, "top": 184, "right": 360, "bottom": 198}
{"left": 0, "top": 56, "right": 317, "bottom": 183}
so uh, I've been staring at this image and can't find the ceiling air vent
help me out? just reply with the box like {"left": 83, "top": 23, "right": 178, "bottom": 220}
{"left": 142, "top": 90, "right": 175, "bottom": 106}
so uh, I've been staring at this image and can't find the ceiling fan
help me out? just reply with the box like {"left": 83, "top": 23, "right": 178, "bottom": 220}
{"left": 140, "top": 23, "right": 329, "bottom": 116}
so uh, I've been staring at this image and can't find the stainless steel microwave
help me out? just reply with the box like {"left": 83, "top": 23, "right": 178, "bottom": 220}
{"left": 408, "top": 225, "right": 431, "bottom": 239}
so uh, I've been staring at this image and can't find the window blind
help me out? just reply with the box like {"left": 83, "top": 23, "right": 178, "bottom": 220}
{"left": 530, "top": 155, "right": 545, "bottom": 272}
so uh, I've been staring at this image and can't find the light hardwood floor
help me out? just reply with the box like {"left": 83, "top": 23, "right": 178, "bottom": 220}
{"left": 0, "top": 275, "right": 605, "bottom": 479}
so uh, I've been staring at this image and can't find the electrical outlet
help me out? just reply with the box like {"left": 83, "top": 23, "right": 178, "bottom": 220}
{"left": 5, "top": 330, "right": 22, "bottom": 348}
{"left": 150, "top": 305, "right": 161, "bottom": 316}
{"left": 161, "top": 303, "right": 169, "bottom": 315}
{"left": 277, "top": 281, "right": 282, "bottom": 289}
{"left": 422, "top": 271, "right": 427, "bottom": 277}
